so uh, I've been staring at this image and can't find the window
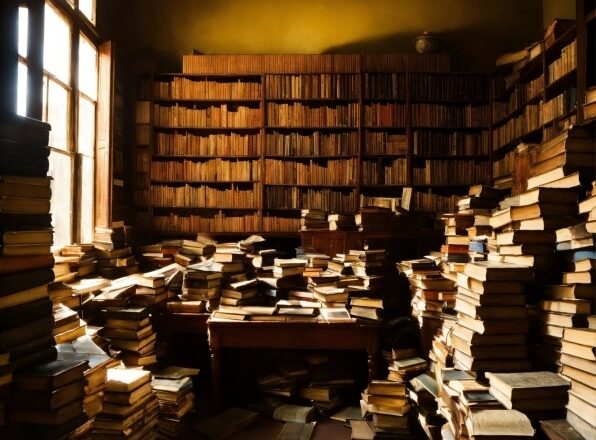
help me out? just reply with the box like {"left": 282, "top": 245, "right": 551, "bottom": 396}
{"left": 17, "top": 0, "right": 99, "bottom": 249}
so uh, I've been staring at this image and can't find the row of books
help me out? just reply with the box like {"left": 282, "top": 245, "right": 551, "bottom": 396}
{"left": 150, "top": 184, "right": 260, "bottom": 208}
{"left": 409, "top": 74, "right": 489, "bottom": 102}
{"left": 364, "top": 132, "right": 407, "bottom": 155}
{"left": 150, "top": 158, "right": 260, "bottom": 182}
{"left": 263, "top": 158, "right": 357, "bottom": 186}
{"left": 361, "top": 159, "right": 408, "bottom": 185}
{"left": 262, "top": 216, "right": 301, "bottom": 232}
{"left": 153, "top": 213, "right": 260, "bottom": 234}
{"left": 181, "top": 53, "right": 449, "bottom": 75}
{"left": 542, "top": 88, "right": 577, "bottom": 124}
{"left": 409, "top": 191, "right": 461, "bottom": 214}
{"left": 491, "top": 102, "right": 542, "bottom": 150}
{"left": 266, "top": 102, "right": 359, "bottom": 127}
{"left": 135, "top": 101, "right": 150, "bottom": 124}
{"left": 154, "top": 132, "right": 262, "bottom": 157}
{"left": 264, "top": 186, "right": 358, "bottom": 212}
{"left": 265, "top": 73, "right": 360, "bottom": 99}
{"left": 492, "top": 150, "right": 515, "bottom": 180}
{"left": 154, "top": 77, "right": 262, "bottom": 100}
{"left": 547, "top": 39, "right": 577, "bottom": 85}
{"left": 153, "top": 103, "right": 262, "bottom": 128}
{"left": 265, "top": 131, "right": 358, "bottom": 156}
{"left": 364, "top": 103, "right": 408, "bottom": 127}
{"left": 412, "top": 160, "right": 491, "bottom": 186}
{"left": 492, "top": 74, "right": 544, "bottom": 124}
{"left": 364, "top": 72, "right": 407, "bottom": 100}
{"left": 411, "top": 103, "right": 490, "bottom": 128}
{"left": 136, "top": 124, "right": 150, "bottom": 145}
{"left": 412, "top": 130, "right": 490, "bottom": 156}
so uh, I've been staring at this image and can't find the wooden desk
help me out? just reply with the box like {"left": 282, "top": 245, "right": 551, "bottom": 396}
{"left": 207, "top": 319, "right": 381, "bottom": 408}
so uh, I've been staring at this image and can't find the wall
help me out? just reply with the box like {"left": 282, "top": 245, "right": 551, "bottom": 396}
{"left": 543, "top": 0, "right": 576, "bottom": 29}
{"left": 112, "top": 0, "right": 544, "bottom": 73}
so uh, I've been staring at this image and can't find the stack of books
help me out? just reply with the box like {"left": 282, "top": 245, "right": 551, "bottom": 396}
{"left": 93, "top": 367, "right": 158, "bottom": 439}
{"left": 296, "top": 250, "right": 330, "bottom": 277}
{"left": 52, "top": 303, "right": 87, "bottom": 344}
{"left": 328, "top": 212, "right": 357, "bottom": 231}
{"left": 300, "top": 209, "right": 328, "bottom": 231}
{"left": 104, "top": 307, "right": 157, "bottom": 367}
{"left": 220, "top": 277, "right": 260, "bottom": 307}
{"left": 59, "top": 243, "right": 98, "bottom": 278}
{"left": 452, "top": 262, "right": 533, "bottom": 372}
{"left": 486, "top": 371, "right": 570, "bottom": 422}
{"left": 326, "top": 252, "right": 357, "bottom": 276}
{"left": 9, "top": 358, "right": 88, "bottom": 438}
{"left": 257, "top": 258, "right": 307, "bottom": 295}
{"left": 182, "top": 260, "right": 223, "bottom": 310}
{"left": 151, "top": 366, "right": 199, "bottom": 438}
{"left": 349, "top": 296, "right": 383, "bottom": 322}
{"left": 94, "top": 224, "right": 138, "bottom": 279}
{"left": 251, "top": 248, "right": 284, "bottom": 276}
{"left": 0, "top": 115, "right": 56, "bottom": 429}
{"left": 127, "top": 267, "right": 171, "bottom": 307}
{"left": 176, "top": 238, "right": 216, "bottom": 264}
{"left": 360, "top": 380, "right": 413, "bottom": 438}
{"left": 559, "top": 327, "right": 596, "bottom": 439}
{"left": 397, "top": 257, "right": 455, "bottom": 356}
{"left": 409, "top": 373, "right": 444, "bottom": 439}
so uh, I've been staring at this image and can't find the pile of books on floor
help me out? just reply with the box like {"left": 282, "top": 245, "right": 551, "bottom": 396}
{"left": 452, "top": 261, "right": 533, "bottom": 373}
{"left": 0, "top": 115, "right": 57, "bottom": 433}
{"left": 104, "top": 307, "right": 158, "bottom": 367}
{"left": 8, "top": 358, "right": 89, "bottom": 438}
{"left": 93, "top": 367, "right": 158, "bottom": 439}
{"left": 151, "top": 365, "right": 199, "bottom": 438}
{"left": 94, "top": 224, "right": 138, "bottom": 279}
{"left": 56, "top": 336, "right": 118, "bottom": 435}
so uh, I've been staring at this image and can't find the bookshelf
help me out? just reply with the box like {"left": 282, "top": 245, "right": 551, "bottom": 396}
{"left": 490, "top": 15, "right": 589, "bottom": 193}
{"left": 135, "top": 53, "right": 500, "bottom": 237}
{"left": 577, "top": 0, "right": 596, "bottom": 122}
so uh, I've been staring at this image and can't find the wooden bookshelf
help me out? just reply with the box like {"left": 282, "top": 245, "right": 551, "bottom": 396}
{"left": 134, "top": 53, "right": 503, "bottom": 237}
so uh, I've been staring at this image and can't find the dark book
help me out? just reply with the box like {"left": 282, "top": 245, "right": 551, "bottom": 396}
{"left": 9, "top": 399, "right": 84, "bottom": 425}
{"left": 0, "top": 297, "right": 52, "bottom": 330}
{"left": 0, "top": 315, "right": 54, "bottom": 351}
{"left": 540, "top": 419, "right": 584, "bottom": 440}
{"left": 0, "top": 253, "right": 54, "bottom": 275}
{"left": 0, "top": 268, "right": 54, "bottom": 297}
{"left": 0, "top": 114, "right": 51, "bottom": 145}
{"left": 0, "top": 213, "right": 52, "bottom": 230}
{"left": 14, "top": 359, "right": 88, "bottom": 391}
{"left": 9, "top": 380, "right": 84, "bottom": 410}
{"left": 105, "top": 307, "right": 150, "bottom": 321}
{"left": 10, "top": 345, "right": 57, "bottom": 371}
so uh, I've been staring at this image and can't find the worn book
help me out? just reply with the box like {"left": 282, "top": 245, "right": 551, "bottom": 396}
{"left": 14, "top": 359, "right": 88, "bottom": 391}
{"left": 465, "top": 409, "right": 534, "bottom": 439}
{"left": 463, "top": 261, "right": 533, "bottom": 282}
{"left": 105, "top": 368, "right": 151, "bottom": 393}
{"left": 486, "top": 371, "right": 570, "bottom": 401}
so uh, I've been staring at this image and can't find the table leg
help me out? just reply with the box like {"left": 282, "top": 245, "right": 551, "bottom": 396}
{"left": 208, "top": 328, "right": 222, "bottom": 409}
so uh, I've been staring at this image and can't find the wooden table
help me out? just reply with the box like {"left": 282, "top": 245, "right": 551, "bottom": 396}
{"left": 207, "top": 319, "right": 381, "bottom": 408}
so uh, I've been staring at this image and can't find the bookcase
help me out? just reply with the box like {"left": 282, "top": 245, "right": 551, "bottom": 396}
{"left": 133, "top": 54, "right": 498, "bottom": 238}
{"left": 577, "top": 0, "right": 596, "bottom": 122}
{"left": 490, "top": 11, "right": 594, "bottom": 194}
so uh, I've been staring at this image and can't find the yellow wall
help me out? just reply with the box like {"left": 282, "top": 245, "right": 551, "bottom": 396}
{"left": 543, "top": 0, "right": 576, "bottom": 29}
{"left": 114, "top": 0, "right": 544, "bottom": 72}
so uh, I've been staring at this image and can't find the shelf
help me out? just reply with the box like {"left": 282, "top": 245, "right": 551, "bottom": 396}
{"left": 154, "top": 230, "right": 300, "bottom": 237}
{"left": 492, "top": 126, "right": 543, "bottom": 156}
{"left": 152, "top": 206, "right": 259, "bottom": 210}
{"left": 411, "top": 125, "right": 489, "bottom": 131}
{"left": 264, "top": 183, "right": 357, "bottom": 188}
{"left": 492, "top": 95, "right": 543, "bottom": 126}
{"left": 544, "top": 26, "right": 577, "bottom": 61}
{"left": 151, "top": 180, "right": 258, "bottom": 185}
{"left": 264, "top": 155, "right": 358, "bottom": 159}
{"left": 152, "top": 155, "right": 261, "bottom": 160}
{"left": 361, "top": 184, "right": 407, "bottom": 188}
{"left": 263, "top": 207, "right": 302, "bottom": 211}
{"left": 154, "top": 72, "right": 262, "bottom": 79}
{"left": 154, "top": 98, "right": 261, "bottom": 104}
{"left": 411, "top": 154, "right": 489, "bottom": 160}
{"left": 362, "top": 154, "right": 407, "bottom": 159}
{"left": 545, "top": 68, "right": 578, "bottom": 99}
{"left": 410, "top": 183, "right": 473, "bottom": 187}
{"left": 363, "top": 126, "right": 407, "bottom": 130}
{"left": 266, "top": 97, "right": 358, "bottom": 103}
{"left": 364, "top": 97, "right": 407, "bottom": 102}
{"left": 154, "top": 126, "right": 261, "bottom": 131}
{"left": 266, "top": 126, "right": 359, "bottom": 131}
{"left": 410, "top": 98, "right": 489, "bottom": 105}
{"left": 543, "top": 107, "right": 577, "bottom": 125}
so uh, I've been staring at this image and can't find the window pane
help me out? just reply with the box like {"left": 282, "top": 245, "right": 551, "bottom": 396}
{"left": 18, "top": 7, "right": 28, "bottom": 57}
{"left": 17, "top": 62, "right": 27, "bottom": 116}
{"left": 79, "top": 35, "right": 97, "bottom": 100}
{"left": 49, "top": 151, "right": 73, "bottom": 250}
{"left": 47, "top": 80, "right": 69, "bottom": 150}
{"left": 42, "top": 76, "right": 48, "bottom": 121}
{"left": 80, "top": 155, "right": 94, "bottom": 243}
{"left": 44, "top": 3, "right": 71, "bottom": 83}
{"left": 78, "top": 96, "right": 95, "bottom": 156}
{"left": 79, "top": 0, "right": 95, "bottom": 23}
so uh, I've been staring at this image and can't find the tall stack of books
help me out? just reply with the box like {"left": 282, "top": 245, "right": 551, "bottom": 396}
{"left": 151, "top": 366, "right": 199, "bottom": 439}
{"left": 559, "top": 327, "right": 595, "bottom": 439}
{"left": 397, "top": 257, "right": 455, "bottom": 356}
{"left": 0, "top": 115, "right": 57, "bottom": 430}
{"left": 128, "top": 267, "right": 170, "bottom": 306}
{"left": 94, "top": 225, "right": 138, "bottom": 279}
{"left": 300, "top": 209, "right": 328, "bottom": 231}
{"left": 452, "top": 261, "right": 533, "bottom": 373}
{"left": 93, "top": 367, "right": 158, "bottom": 439}
{"left": 257, "top": 258, "right": 307, "bottom": 298}
{"left": 295, "top": 250, "right": 330, "bottom": 278}
{"left": 486, "top": 371, "right": 570, "bottom": 422}
{"left": 9, "top": 359, "right": 88, "bottom": 438}
{"left": 360, "top": 380, "right": 413, "bottom": 438}
{"left": 104, "top": 307, "right": 157, "bottom": 367}
{"left": 182, "top": 260, "right": 223, "bottom": 310}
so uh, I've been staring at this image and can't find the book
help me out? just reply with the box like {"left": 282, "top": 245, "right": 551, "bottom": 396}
{"left": 105, "top": 368, "right": 151, "bottom": 393}
{"left": 465, "top": 409, "right": 534, "bottom": 439}
{"left": 463, "top": 261, "right": 533, "bottom": 282}
{"left": 14, "top": 359, "right": 88, "bottom": 391}
{"left": 486, "top": 371, "right": 570, "bottom": 400}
